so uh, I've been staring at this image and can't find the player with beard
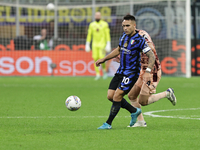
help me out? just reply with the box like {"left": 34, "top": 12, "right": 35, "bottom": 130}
{"left": 96, "top": 14, "right": 155, "bottom": 129}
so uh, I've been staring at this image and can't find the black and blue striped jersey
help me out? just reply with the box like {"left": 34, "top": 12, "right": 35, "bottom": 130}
{"left": 116, "top": 31, "right": 151, "bottom": 76}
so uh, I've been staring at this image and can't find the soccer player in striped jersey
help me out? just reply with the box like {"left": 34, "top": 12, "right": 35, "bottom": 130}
{"left": 95, "top": 14, "right": 155, "bottom": 129}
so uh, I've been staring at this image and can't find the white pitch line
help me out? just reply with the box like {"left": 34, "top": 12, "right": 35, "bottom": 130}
{"left": 143, "top": 108, "right": 200, "bottom": 120}
{"left": 1, "top": 108, "right": 200, "bottom": 120}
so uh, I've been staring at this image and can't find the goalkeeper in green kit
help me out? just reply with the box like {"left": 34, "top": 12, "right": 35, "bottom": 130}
{"left": 85, "top": 12, "right": 111, "bottom": 80}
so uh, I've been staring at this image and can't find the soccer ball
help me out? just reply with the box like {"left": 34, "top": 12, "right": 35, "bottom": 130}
{"left": 65, "top": 95, "right": 81, "bottom": 111}
{"left": 46, "top": 3, "right": 55, "bottom": 10}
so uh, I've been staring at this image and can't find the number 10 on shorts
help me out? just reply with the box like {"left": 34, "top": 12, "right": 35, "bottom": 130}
{"left": 122, "top": 77, "right": 129, "bottom": 84}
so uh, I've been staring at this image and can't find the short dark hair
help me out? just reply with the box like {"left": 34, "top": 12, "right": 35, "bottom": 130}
{"left": 123, "top": 14, "right": 136, "bottom": 21}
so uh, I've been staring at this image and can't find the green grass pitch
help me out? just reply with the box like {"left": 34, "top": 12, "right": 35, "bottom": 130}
{"left": 0, "top": 76, "right": 200, "bottom": 150}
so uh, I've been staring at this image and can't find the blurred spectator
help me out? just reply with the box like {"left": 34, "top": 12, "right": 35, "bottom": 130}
{"left": 33, "top": 28, "right": 50, "bottom": 50}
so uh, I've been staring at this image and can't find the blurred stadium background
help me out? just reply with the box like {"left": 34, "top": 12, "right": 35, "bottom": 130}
{"left": 0, "top": 0, "right": 198, "bottom": 77}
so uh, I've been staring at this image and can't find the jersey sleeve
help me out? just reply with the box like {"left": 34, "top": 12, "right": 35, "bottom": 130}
{"left": 140, "top": 40, "right": 151, "bottom": 54}
{"left": 118, "top": 36, "right": 122, "bottom": 47}
{"left": 86, "top": 23, "right": 92, "bottom": 42}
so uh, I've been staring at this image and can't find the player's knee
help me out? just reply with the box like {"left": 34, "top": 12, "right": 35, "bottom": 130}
{"left": 107, "top": 94, "right": 113, "bottom": 102}
{"left": 128, "top": 93, "right": 137, "bottom": 101}
{"left": 139, "top": 98, "right": 148, "bottom": 106}
{"left": 113, "top": 92, "right": 123, "bottom": 102}
{"left": 138, "top": 95, "right": 149, "bottom": 106}
{"left": 139, "top": 99, "right": 148, "bottom": 106}
{"left": 107, "top": 90, "right": 115, "bottom": 102}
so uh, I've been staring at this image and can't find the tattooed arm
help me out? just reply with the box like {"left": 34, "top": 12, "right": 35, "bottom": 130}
{"left": 143, "top": 49, "right": 155, "bottom": 83}
{"left": 145, "top": 49, "right": 155, "bottom": 70}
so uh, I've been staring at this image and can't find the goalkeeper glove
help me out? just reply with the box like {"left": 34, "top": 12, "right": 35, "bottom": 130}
{"left": 85, "top": 42, "right": 91, "bottom": 52}
{"left": 105, "top": 41, "right": 111, "bottom": 52}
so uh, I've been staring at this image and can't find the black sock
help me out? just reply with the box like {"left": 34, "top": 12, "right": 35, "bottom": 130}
{"left": 121, "top": 98, "right": 137, "bottom": 113}
{"left": 106, "top": 101, "right": 121, "bottom": 125}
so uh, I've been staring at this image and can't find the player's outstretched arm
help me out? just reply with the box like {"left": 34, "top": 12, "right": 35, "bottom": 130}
{"left": 113, "top": 55, "right": 120, "bottom": 63}
{"left": 96, "top": 46, "right": 120, "bottom": 67}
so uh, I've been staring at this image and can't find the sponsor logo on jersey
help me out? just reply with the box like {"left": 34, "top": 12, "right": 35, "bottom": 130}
{"left": 121, "top": 47, "right": 131, "bottom": 54}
